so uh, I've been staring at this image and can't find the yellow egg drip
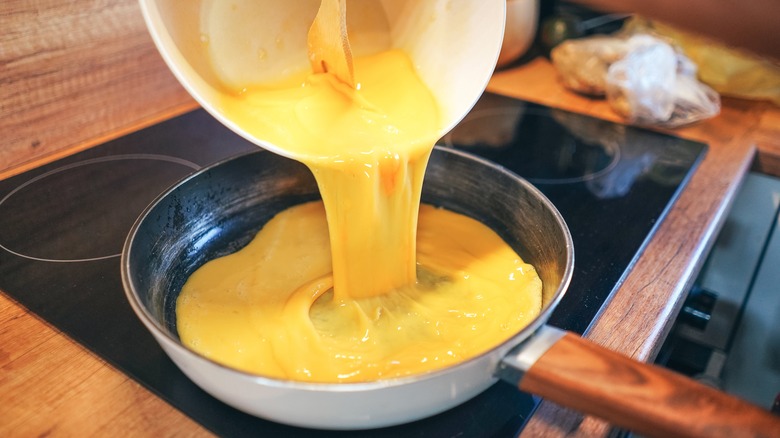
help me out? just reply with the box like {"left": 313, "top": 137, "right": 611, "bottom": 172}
{"left": 177, "top": 49, "right": 543, "bottom": 382}
{"left": 214, "top": 50, "right": 437, "bottom": 298}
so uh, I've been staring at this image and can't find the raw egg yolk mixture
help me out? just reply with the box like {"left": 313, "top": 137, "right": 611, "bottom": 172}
{"left": 176, "top": 49, "right": 543, "bottom": 382}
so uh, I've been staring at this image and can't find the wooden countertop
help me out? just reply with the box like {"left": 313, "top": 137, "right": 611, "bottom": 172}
{"left": 490, "top": 57, "right": 780, "bottom": 437}
{"left": 2, "top": 56, "right": 779, "bottom": 436}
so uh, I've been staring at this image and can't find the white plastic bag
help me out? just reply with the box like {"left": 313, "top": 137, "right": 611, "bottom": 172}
{"left": 552, "top": 34, "right": 721, "bottom": 127}
{"left": 606, "top": 37, "right": 678, "bottom": 124}
{"left": 606, "top": 35, "right": 720, "bottom": 127}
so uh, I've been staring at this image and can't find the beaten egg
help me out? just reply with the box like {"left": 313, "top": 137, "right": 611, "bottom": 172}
{"left": 177, "top": 45, "right": 543, "bottom": 382}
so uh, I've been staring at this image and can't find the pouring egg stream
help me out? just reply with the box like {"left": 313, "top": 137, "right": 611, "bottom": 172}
{"left": 176, "top": 1, "right": 543, "bottom": 383}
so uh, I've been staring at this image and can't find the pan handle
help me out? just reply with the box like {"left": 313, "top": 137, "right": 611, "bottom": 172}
{"left": 498, "top": 326, "right": 780, "bottom": 438}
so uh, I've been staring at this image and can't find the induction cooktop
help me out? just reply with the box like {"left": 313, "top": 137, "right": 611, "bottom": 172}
{"left": 0, "top": 92, "right": 706, "bottom": 437}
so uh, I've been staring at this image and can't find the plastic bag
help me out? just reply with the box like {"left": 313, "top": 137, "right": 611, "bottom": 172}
{"left": 624, "top": 17, "right": 780, "bottom": 105}
{"left": 551, "top": 35, "right": 631, "bottom": 96}
{"left": 552, "top": 34, "right": 721, "bottom": 127}
{"left": 605, "top": 35, "right": 720, "bottom": 127}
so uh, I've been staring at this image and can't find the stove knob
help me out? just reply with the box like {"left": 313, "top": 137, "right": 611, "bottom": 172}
{"left": 680, "top": 285, "right": 717, "bottom": 330}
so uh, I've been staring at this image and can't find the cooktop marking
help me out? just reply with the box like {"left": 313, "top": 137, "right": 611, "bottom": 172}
{"left": 0, "top": 154, "right": 200, "bottom": 263}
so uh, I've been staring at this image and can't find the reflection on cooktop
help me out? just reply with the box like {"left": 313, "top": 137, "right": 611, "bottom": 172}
{"left": 0, "top": 155, "right": 199, "bottom": 262}
{"left": 444, "top": 107, "right": 620, "bottom": 185}
{"left": 0, "top": 94, "right": 706, "bottom": 438}
{"left": 442, "top": 94, "right": 703, "bottom": 202}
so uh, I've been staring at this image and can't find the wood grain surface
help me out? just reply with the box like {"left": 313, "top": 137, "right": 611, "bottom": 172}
{"left": 489, "top": 58, "right": 780, "bottom": 438}
{"left": 0, "top": 294, "right": 211, "bottom": 436}
{"left": 0, "top": 0, "right": 201, "bottom": 434}
{"left": 0, "top": 0, "right": 197, "bottom": 179}
{"left": 519, "top": 333, "right": 780, "bottom": 438}
{"left": 1, "top": 1, "right": 780, "bottom": 435}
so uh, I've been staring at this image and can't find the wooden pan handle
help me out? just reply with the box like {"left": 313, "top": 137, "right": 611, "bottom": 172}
{"left": 517, "top": 332, "right": 780, "bottom": 438}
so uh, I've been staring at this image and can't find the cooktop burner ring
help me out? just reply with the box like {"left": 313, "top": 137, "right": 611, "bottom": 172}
{"left": 0, "top": 154, "right": 200, "bottom": 263}
{"left": 443, "top": 107, "right": 622, "bottom": 185}
{"left": 0, "top": 98, "right": 706, "bottom": 436}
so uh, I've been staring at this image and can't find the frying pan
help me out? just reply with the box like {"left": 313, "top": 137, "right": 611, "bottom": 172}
{"left": 122, "top": 147, "right": 780, "bottom": 436}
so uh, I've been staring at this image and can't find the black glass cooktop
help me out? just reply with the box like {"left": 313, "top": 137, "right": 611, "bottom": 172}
{"left": 0, "top": 93, "right": 705, "bottom": 437}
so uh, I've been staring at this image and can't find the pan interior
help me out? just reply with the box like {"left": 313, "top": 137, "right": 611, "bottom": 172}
{"left": 126, "top": 147, "right": 570, "bottom": 349}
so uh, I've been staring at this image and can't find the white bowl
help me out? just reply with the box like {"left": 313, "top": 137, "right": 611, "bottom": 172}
{"left": 497, "top": 0, "right": 539, "bottom": 68}
{"left": 138, "top": 0, "right": 507, "bottom": 156}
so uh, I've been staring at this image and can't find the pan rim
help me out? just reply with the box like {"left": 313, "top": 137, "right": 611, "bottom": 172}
{"left": 120, "top": 145, "right": 575, "bottom": 393}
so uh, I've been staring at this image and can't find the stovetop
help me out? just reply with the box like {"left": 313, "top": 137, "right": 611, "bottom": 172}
{"left": 0, "top": 93, "right": 706, "bottom": 437}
